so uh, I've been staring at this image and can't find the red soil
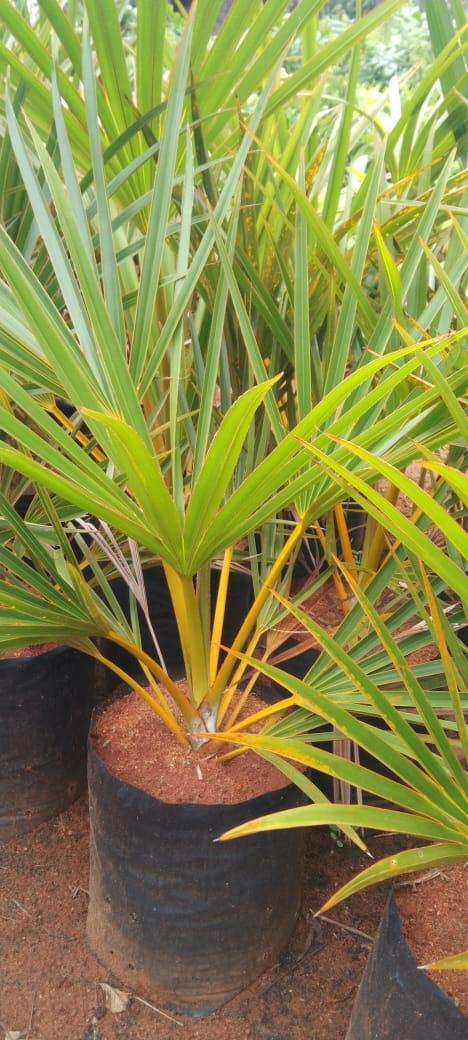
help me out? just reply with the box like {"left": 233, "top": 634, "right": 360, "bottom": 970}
{"left": 0, "top": 642, "right": 59, "bottom": 659}
{"left": 397, "top": 863, "right": 468, "bottom": 1014}
{"left": 0, "top": 797, "right": 394, "bottom": 1040}
{"left": 91, "top": 690, "right": 291, "bottom": 805}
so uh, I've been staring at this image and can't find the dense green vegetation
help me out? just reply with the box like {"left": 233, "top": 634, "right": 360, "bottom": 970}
{"left": 0, "top": 0, "right": 466, "bottom": 916}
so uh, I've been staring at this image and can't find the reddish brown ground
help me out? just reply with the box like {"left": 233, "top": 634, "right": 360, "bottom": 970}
{"left": 0, "top": 642, "right": 59, "bottom": 660}
{"left": 397, "top": 863, "right": 468, "bottom": 1014}
{"left": 3, "top": 799, "right": 465, "bottom": 1040}
{"left": 1, "top": 797, "right": 394, "bottom": 1040}
{"left": 91, "top": 692, "right": 290, "bottom": 805}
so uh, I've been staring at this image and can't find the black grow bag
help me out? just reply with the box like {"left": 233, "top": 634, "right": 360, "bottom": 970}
{"left": 272, "top": 638, "right": 321, "bottom": 681}
{"left": 259, "top": 637, "right": 321, "bottom": 703}
{"left": 293, "top": 502, "right": 366, "bottom": 577}
{"left": 346, "top": 891, "right": 468, "bottom": 1040}
{"left": 87, "top": 736, "right": 306, "bottom": 1015}
{"left": 457, "top": 624, "right": 468, "bottom": 647}
{"left": 13, "top": 492, "right": 35, "bottom": 519}
{"left": 0, "top": 646, "right": 95, "bottom": 841}
{"left": 100, "top": 565, "right": 252, "bottom": 686}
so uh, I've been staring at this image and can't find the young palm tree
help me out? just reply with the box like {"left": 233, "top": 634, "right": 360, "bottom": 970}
{"left": 0, "top": 9, "right": 465, "bottom": 755}
{"left": 216, "top": 452, "right": 468, "bottom": 934}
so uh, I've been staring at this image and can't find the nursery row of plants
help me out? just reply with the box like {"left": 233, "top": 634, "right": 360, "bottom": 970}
{"left": 0, "top": 0, "right": 467, "bottom": 1025}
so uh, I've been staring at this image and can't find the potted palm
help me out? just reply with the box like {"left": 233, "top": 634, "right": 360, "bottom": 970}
{"left": 1, "top": 4, "right": 466, "bottom": 1012}
{"left": 0, "top": 484, "right": 97, "bottom": 839}
{"left": 215, "top": 456, "right": 468, "bottom": 1033}
{"left": 218, "top": 571, "right": 468, "bottom": 1034}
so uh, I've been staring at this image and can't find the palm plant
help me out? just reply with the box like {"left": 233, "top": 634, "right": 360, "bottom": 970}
{"left": 215, "top": 444, "right": 468, "bottom": 915}
{"left": 0, "top": 0, "right": 410, "bottom": 221}
{"left": 0, "top": 8, "right": 465, "bottom": 755}
{"left": 227, "top": 4, "right": 467, "bottom": 590}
